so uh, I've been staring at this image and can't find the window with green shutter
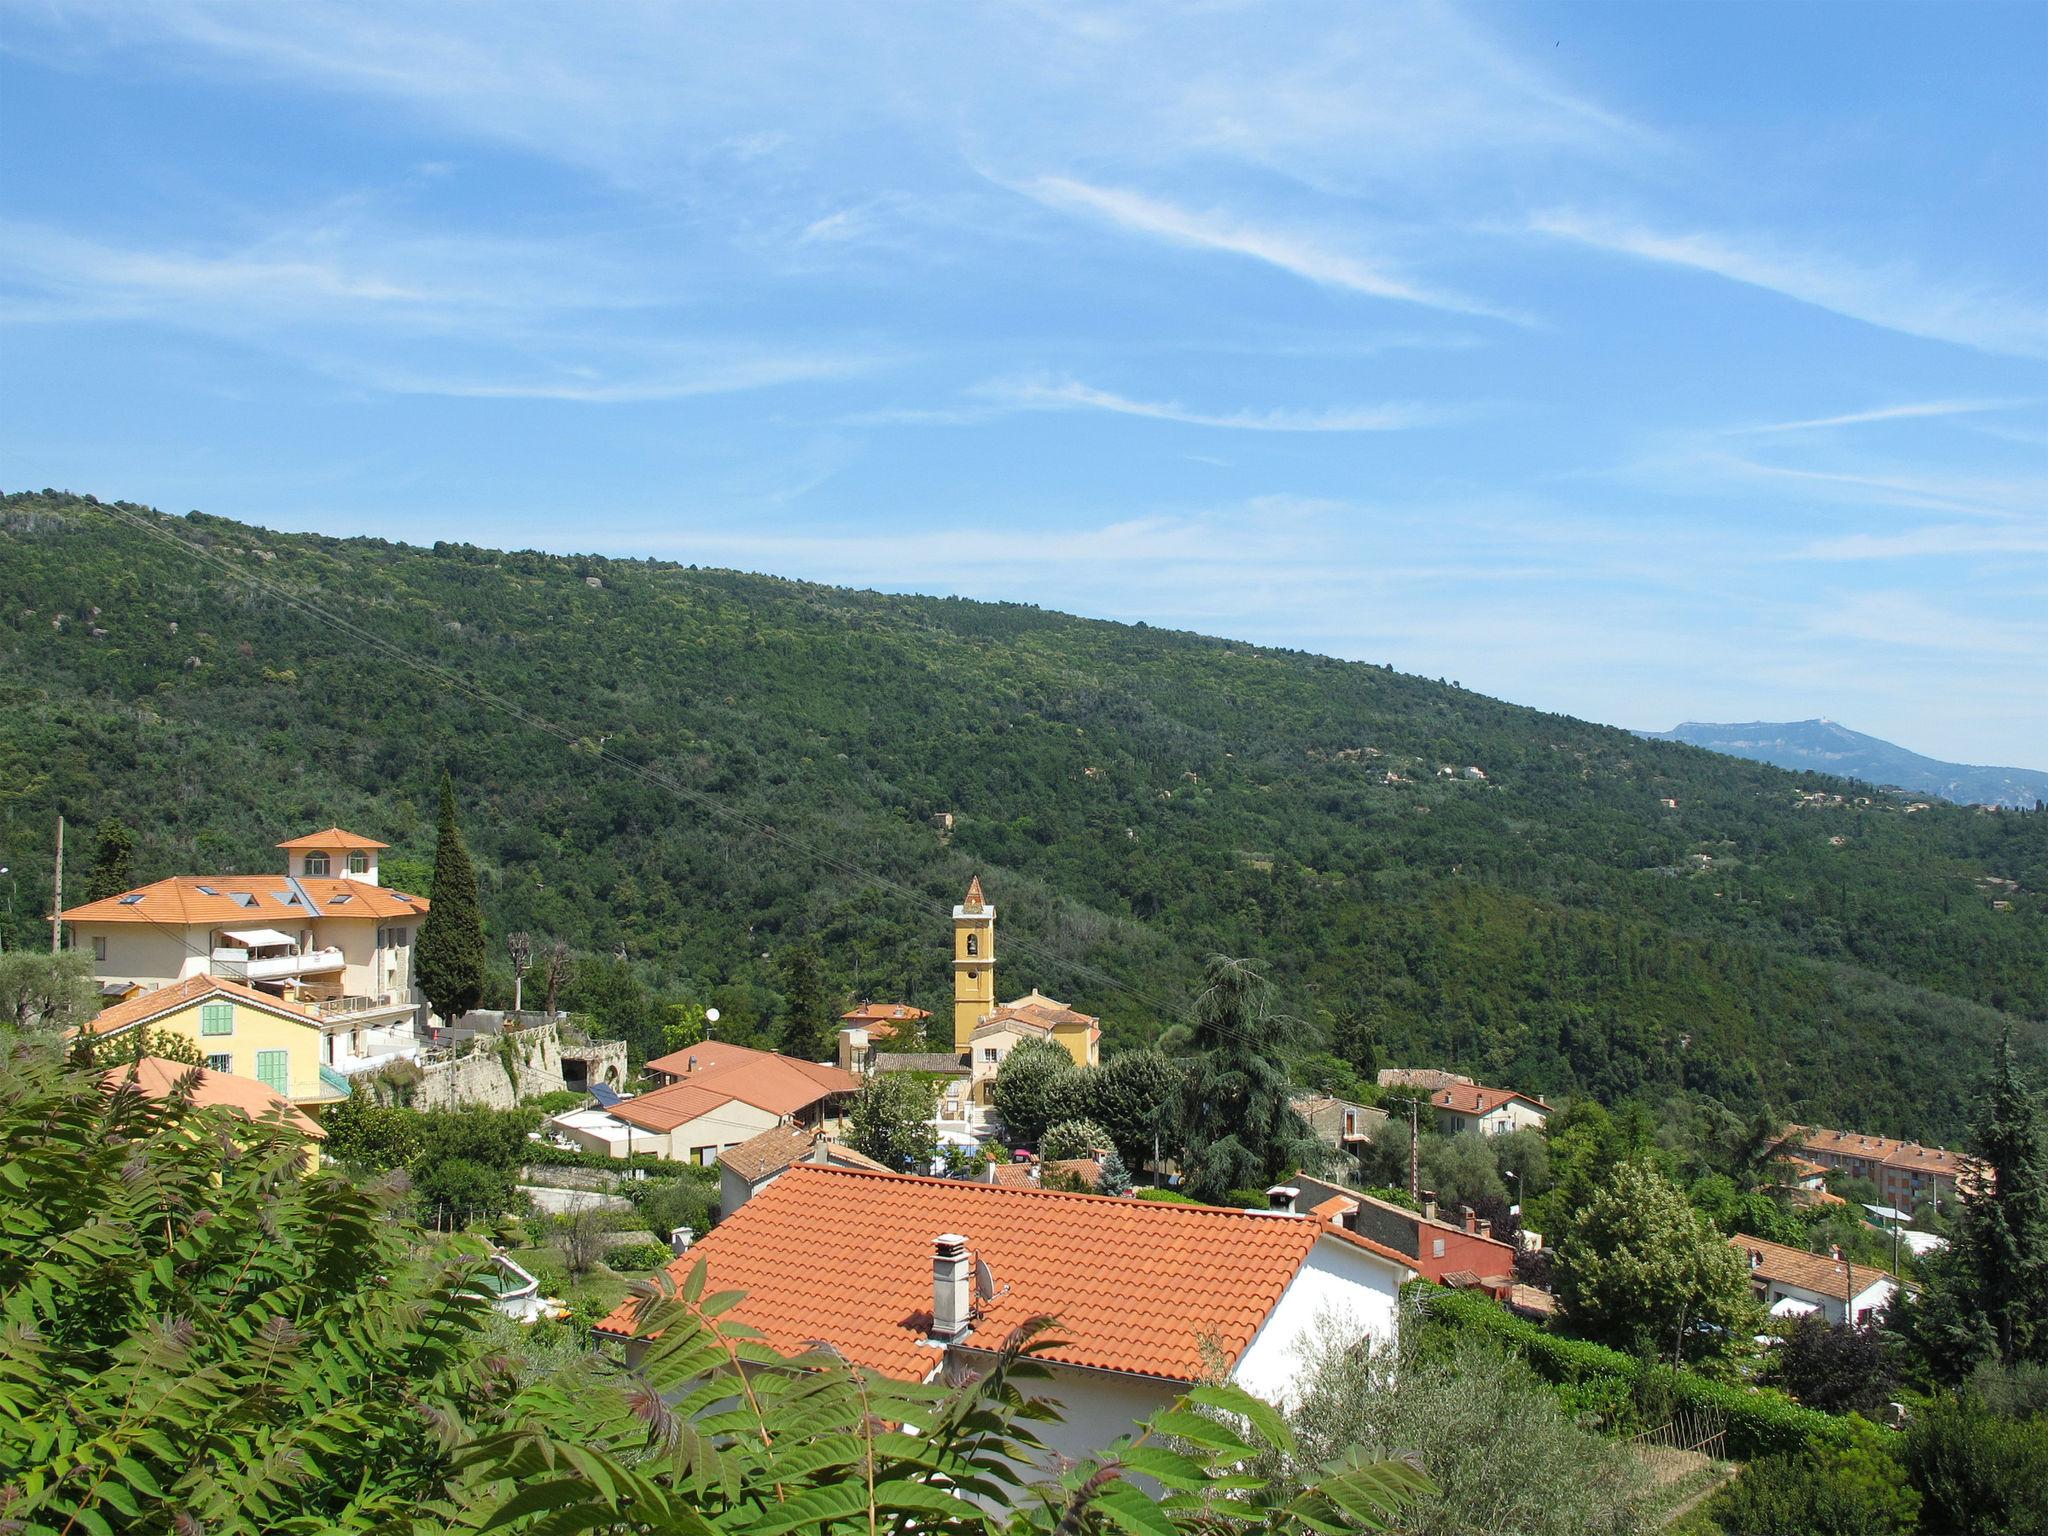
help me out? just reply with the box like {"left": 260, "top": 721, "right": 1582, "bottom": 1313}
{"left": 256, "top": 1050, "right": 288, "bottom": 1095}
{"left": 200, "top": 1002, "right": 234, "bottom": 1036}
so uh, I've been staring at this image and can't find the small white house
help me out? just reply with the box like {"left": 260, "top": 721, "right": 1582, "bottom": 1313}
{"left": 596, "top": 1166, "right": 1416, "bottom": 1468}
{"left": 1734, "top": 1234, "right": 1901, "bottom": 1327}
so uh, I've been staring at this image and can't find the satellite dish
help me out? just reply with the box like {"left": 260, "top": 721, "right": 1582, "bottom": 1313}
{"left": 705, "top": 1008, "right": 720, "bottom": 1023}
{"left": 974, "top": 1256, "right": 1004, "bottom": 1303}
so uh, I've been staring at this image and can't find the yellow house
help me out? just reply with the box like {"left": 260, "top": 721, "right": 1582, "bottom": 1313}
{"left": 71, "top": 973, "right": 350, "bottom": 1117}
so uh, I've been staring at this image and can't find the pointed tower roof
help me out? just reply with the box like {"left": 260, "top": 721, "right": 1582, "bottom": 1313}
{"left": 963, "top": 875, "right": 987, "bottom": 912}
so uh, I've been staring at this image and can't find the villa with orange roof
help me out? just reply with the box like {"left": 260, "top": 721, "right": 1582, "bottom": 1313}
{"left": 596, "top": 1165, "right": 1414, "bottom": 1466}
{"left": 59, "top": 826, "right": 433, "bottom": 1072}
{"left": 1429, "top": 1080, "right": 1550, "bottom": 1137}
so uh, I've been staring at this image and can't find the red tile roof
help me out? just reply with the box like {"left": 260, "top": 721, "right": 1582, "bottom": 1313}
{"left": 717, "top": 1124, "right": 888, "bottom": 1185}
{"left": 1732, "top": 1234, "right": 1899, "bottom": 1302}
{"left": 71, "top": 973, "right": 326, "bottom": 1039}
{"left": 618, "top": 1045, "right": 859, "bottom": 1128}
{"left": 275, "top": 827, "right": 390, "bottom": 850}
{"left": 841, "top": 1001, "right": 931, "bottom": 1027}
{"left": 1788, "top": 1124, "right": 1983, "bottom": 1185}
{"left": 101, "top": 1055, "right": 324, "bottom": 1139}
{"left": 62, "top": 874, "right": 427, "bottom": 925}
{"left": 596, "top": 1166, "right": 1394, "bottom": 1382}
{"left": 1432, "top": 1082, "right": 1548, "bottom": 1118}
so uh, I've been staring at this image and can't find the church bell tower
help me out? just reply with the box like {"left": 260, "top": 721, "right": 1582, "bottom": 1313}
{"left": 953, "top": 876, "right": 995, "bottom": 1052}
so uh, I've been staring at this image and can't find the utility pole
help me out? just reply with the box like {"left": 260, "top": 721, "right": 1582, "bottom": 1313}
{"left": 49, "top": 816, "right": 63, "bottom": 954}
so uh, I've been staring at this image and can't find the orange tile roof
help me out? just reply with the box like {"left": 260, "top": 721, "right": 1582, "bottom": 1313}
{"left": 615, "top": 1047, "right": 860, "bottom": 1129}
{"left": 841, "top": 1001, "right": 931, "bottom": 1025}
{"left": 1788, "top": 1124, "right": 1981, "bottom": 1183}
{"left": 1432, "top": 1082, "right": 1548, "bottom": 1117}
{"left": 71, "top": 973, "right": 326, "bottom": 1038}
{"left": 101, "top": 1055, "right": 324, "bottom": 1139}
{"left": 62, "top": 874, "right": 428, "bottom": 926}
{"left": 597, "top": 1166, "right": 1384, "bottom": 1382}
{"left": 718, "top": 1124, "right": 889, "bottom": 1185}
{"left": 275, "top": 827, "right": 390, "bottom": 850}
{"left": 1732, "top": 1234, "right": 1899, "bottom": 1302}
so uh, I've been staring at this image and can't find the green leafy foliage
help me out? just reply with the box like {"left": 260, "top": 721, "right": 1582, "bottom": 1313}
{"left": 1554, "top": 1160, "right": 1756, "bottom": 1363}
{"left": 845, "top": 1069, "right": 941, "bottom": 1173}
{"left": 1039, "top": 1117, "right": 1114, "bottom": 1162}
{"left": 415, "top": 770, "right": 486, "bottom": 1023}
{"left": 83, "top": 815, "right": 134, "bottom": 902}
{"left": 8, "top": 493, "right": 2043, "bottom": 1141}
{"left": 1900, "top": 1388, "right": 2048, "bottom": 1536}
{"left": 775, "top": 943, "right": 833, "bottom": 1062}
{"left": 0, "top": 1041, "right": 1436, "bottom": 1535}
{"left": 1169, "top": 956, "right": 1322, "bottom": 1202}
{"left": 991, "top": 1037, "right": 1082, "bottom": 1148}
{"left": 0, "top": 949, "right": 100, "bottom": 1035}
{"left": 1708, "top": 1414, "right": 1920, "bottom": 1536}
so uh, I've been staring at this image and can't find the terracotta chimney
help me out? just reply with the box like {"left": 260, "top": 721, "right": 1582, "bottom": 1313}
{"left": 932, "top": 1235, "right": 972, "bottom": 1341}
{"left": 1422, "top": 1189, "right": 1439, "bottom": 1223}
{"left": 1478, "top": 1218, "right": 1493, "bottom": 1239}
{"left": 1461, "top": 1205, "right": 1478, "bottom": 1234}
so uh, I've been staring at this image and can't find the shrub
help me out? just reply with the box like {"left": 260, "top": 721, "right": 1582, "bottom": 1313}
{"left": 1903, "top": 1391, "right": 2048, "bottom": 1536}
{"left": 1040, "top": 1117, "right": 1114, "bottom": 1162}
{"left": 525, "top": 1088, "right": 589, "bottom": 1113}
{"left": 1708, "top": 1415, "right": 1918, "bottom": 1536}
{"left": 603, "top": 1240, "right": 676, "bottom": 1271}
{"left": 1417, "top": 1284, "right": 1863, "bottom": 1459}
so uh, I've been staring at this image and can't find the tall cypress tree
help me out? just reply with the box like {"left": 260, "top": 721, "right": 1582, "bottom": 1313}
{"left": 414, "top": 773, "right": 485, "bottom": 1024}
{"left": 83, "top": 818, "right": 135, "bottom": 903}
{"left": 775, "top": 944, "right": 831, "bottom": 1062}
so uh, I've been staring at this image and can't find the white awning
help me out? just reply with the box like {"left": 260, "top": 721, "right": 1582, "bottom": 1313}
{"left": 222, "top": 927, "right": 296, "bottom": 948}
{"left": 1769, "top": 1296, "right": 1819, "bottom": 1318}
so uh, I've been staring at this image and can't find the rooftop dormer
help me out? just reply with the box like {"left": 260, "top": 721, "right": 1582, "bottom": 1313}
{"left": 276, "top": 827, "right": 388, "bottom": 885}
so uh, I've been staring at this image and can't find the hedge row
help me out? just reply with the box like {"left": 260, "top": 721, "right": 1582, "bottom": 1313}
{"left": 1415, "top": 1284, "right": 1870, "bottom": 1460}
{"left": 521, "top": 1142, "right": 714, "bottom": 1180}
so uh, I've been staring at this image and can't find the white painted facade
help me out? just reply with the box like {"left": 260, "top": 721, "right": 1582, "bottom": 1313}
{"left": 1232, "top": 1233, "right": 1405, "bottom": 1406}
{"left": 1759, "top": 1272, "right": 1897, "bottom": 1328}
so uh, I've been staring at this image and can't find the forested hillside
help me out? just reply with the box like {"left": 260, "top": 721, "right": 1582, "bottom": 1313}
{"left": 4, "top": 490, "right": 2043, "bottom": 1140}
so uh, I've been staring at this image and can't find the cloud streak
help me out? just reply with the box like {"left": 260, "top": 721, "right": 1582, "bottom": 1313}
{"left": 1019, "top": 176, "right": 1525, "bottom": 322}
{"left": 974, "top": 377, "right": 1460, "bottom": 432}
{"left": 1727, "top": 399, "right": 2024, "bottom": 436}
{"left": 1531, "top": 210, "right": 2048, "bottom": 359}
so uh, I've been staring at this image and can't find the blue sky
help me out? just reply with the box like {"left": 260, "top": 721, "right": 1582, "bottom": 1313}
{"left": 4, "top": 2, "right": 2045, "bottom": 766}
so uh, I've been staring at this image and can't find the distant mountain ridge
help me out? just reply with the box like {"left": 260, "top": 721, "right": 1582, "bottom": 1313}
{"left": 1641, "top": 719, "right": 2048, "bottom": 810}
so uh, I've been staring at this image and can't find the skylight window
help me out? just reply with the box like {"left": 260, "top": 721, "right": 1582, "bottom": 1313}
{"left": 195, "top": 884, "right": 220, "bottom": 896}
{"left": 329, "top": 892, "right": 353, "bottom": 904}
{"left": 118, "top": 893, "right": 145, "bottom": 905}
{"left": 232, "top": 893, "right": 257, "bottom": 908}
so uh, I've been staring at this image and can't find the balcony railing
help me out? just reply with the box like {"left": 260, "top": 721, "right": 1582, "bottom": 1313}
{"left": 311, "top": 993, "right": 407, "bottom": 1018}
{"left": 316, "top": 1063, "right": 353, "bottom": 1099}
{"left": 211, "top": 946, "right": 346, "bottom": 982}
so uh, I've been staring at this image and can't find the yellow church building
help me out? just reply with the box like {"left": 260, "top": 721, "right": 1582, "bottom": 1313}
{"left": 952, "top": 876, "right": 1100, "bottom": 1101}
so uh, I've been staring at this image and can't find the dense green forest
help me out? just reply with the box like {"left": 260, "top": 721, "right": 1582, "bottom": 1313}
{"left": 3, "top": 490, "right": 2042, "bottom": 1141}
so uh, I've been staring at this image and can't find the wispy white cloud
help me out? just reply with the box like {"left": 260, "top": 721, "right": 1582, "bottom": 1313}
{"left": 1017, "top": 176, "right": 1526, "bottom": 322}
{"left": 1794, "top": 524, "right": 2048, "bottom": 561}
{"left": 1530, "top": 210, "right": 2048, "bottom": 359}
{"left": 1726, "top": 399, "right": 2023, "bottom": 436}
{"left": 973, "top": 377, "right": 1459, "bottom": 432}
{"left": 1708, "top": 453, "right": 2045, "bottom": 520}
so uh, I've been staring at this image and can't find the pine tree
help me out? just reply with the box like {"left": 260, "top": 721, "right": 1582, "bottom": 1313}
{"left": 774, "top": 944, "right": 830, "bottom": 1062}
{"left": 1170, "top": 955, "right": 1321, "bottom": 1202}
{"left": 1902, "top": 1033, "right": 2048, "bottom": 1378}
{"left": 83, "top": 817, "right": 134, "bottom": 902}
{"left": 413, "top": 772, "right": 484, "bottom": 1024}
{"left": 1097, "top": 1147, "right": 1134, "bottom": 1196}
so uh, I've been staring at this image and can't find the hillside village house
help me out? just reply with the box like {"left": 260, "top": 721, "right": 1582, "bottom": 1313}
{"left": 100, "top": 1054, "right": 326, "bottom": 1169}
{"left": 596, "top": 1166, "right": 1416, "bottom": 1467}
{"left": 839, "top": 1000, "right": 931, "bottom": 1042}
{"left": 550, "top": 1042, "right": 858, "bottom": 1164}
{"left": 1733, "top": 1233, "right": 1903, "bottom": 1327}
{"left": 1788, "top": 1124, "right": 1984, "bottom": 1212}
{"left": 716, "top": 1123, "right": 891, "bottom": 1216}
{"left": 71, "top": 974, "right": 354, "bottom": 1117}
{"left": 59, "top": 827, "right": 431, "bottom": 1071}
{"left": 1290, "top": 1093, "right": 1388, "bottom": 1157}
{"left": 1429, "top": 1082, "right": 1550, "bottom": 1137}
{"left": 1290, "top": 1172, "right": 1522, "bottom": 1292}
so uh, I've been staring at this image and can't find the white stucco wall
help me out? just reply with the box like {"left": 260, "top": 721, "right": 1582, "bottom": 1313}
{"left": 1231, "top": 1234, "right": 1404, "bottom": 1408}
{"left": 1025, "top": 1363, "right": 1178, "bottom": 1469}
